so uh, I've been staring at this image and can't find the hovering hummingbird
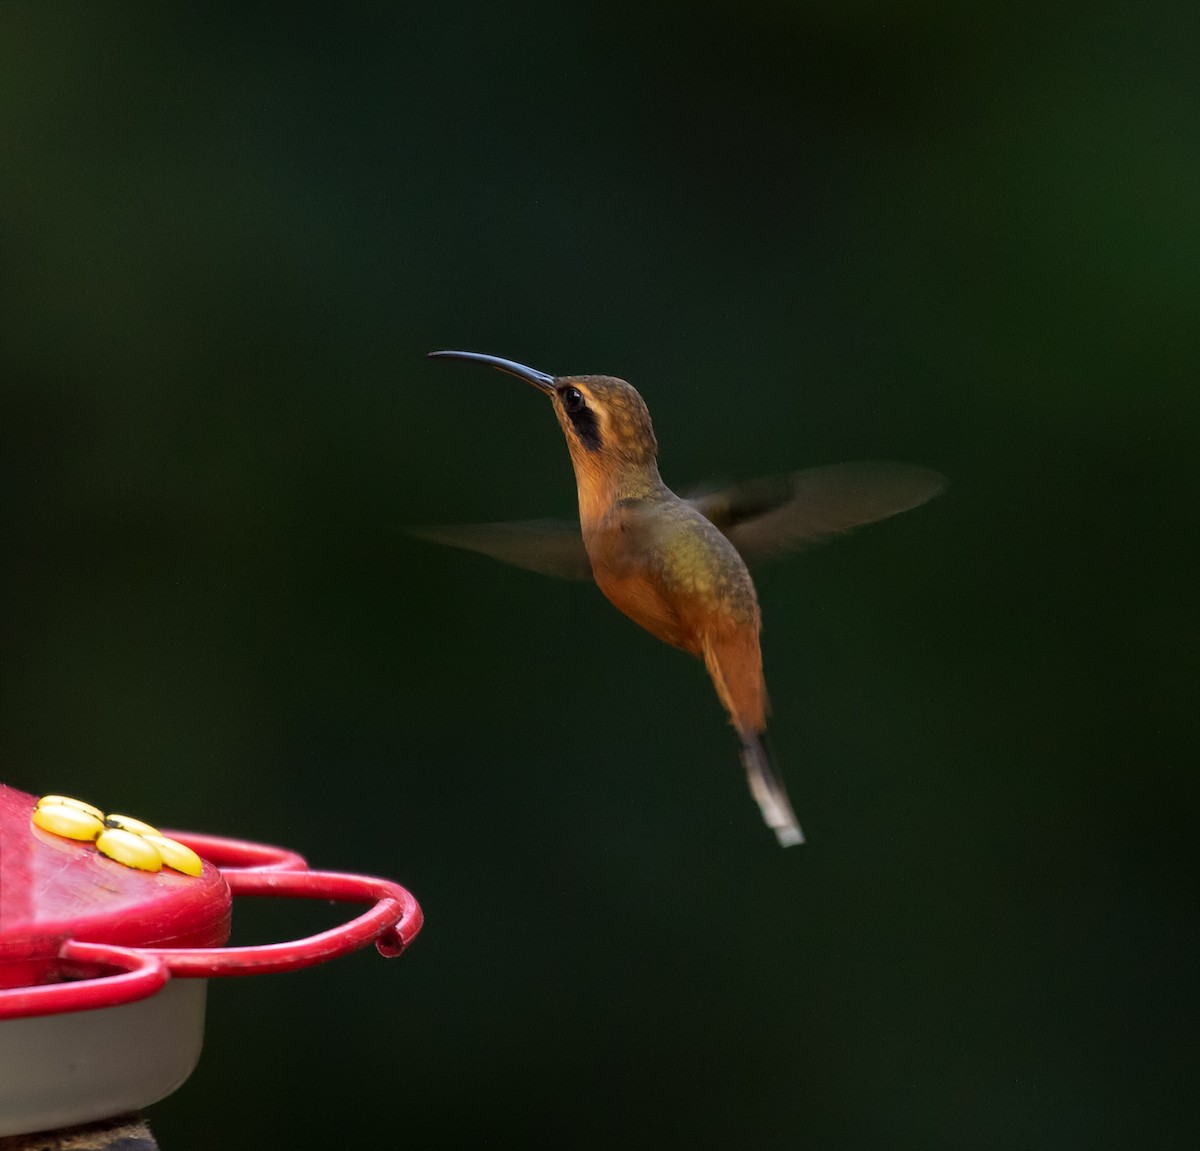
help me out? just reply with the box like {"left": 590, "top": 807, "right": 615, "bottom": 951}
{"left": 420, "top": 351, "right": 943, "bottom": 846}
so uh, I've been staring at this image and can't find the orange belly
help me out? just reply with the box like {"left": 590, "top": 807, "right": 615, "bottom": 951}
{"left": 593, "top": 564, "right": 768, "bottom": 733}
{"left": 594, "top": 566, "right": 693, "bottom": 651}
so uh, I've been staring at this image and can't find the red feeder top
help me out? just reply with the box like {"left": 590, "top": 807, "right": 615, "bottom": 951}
{"left": 0, "top": 785, "right": 230, "bottom": 991}
{"left": 0, "top": 783, "right": 421, "bottom": 1022}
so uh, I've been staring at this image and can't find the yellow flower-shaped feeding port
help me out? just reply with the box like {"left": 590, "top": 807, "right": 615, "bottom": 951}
{"left": 31, "top": 796, "right": 104, "bottom": 841}
{"left": 32, "top": 795, "right": 204, "bottom": 877}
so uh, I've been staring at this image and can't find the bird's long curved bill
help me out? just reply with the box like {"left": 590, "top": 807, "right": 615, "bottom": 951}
{"left": 427, "top": 350, "right": 556, "bottom": 394}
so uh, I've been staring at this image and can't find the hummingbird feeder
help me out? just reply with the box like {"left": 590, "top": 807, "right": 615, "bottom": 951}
{"left": 0, "top": 783, "right": 423, "bottom": 1136}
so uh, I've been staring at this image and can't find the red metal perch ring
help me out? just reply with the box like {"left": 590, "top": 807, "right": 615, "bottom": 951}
{"left": 140, "top": 868, "right": 423, "bottom": 976}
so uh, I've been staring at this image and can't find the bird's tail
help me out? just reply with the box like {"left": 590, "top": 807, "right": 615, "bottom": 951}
{"left": 739, "top": 732, "right": 804, "bottom": 847}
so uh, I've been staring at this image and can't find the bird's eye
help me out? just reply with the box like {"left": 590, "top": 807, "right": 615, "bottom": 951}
{"left": 559, "top": 386, "right": 584, "bottom": 412}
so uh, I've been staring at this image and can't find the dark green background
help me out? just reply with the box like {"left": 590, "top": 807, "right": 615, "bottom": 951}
{"left": 2, "top": 2, "right": 1195, "bottom": 1147}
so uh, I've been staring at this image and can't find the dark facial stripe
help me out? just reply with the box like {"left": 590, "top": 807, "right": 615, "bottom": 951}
{"left": 567, "top": 403, "right": 602, "bottom": 451}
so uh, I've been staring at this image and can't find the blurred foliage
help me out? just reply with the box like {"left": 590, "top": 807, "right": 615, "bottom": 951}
{"left": 1, "top": 1, "right": 1195, "bottom": 1147}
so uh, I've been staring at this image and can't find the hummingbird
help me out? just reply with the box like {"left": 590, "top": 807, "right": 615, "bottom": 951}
{"left": 420, "top": 351, "right": 944, "bottom": 846}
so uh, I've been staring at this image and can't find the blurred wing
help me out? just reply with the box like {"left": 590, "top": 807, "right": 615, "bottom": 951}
{"left": 408, "top": 518, "right": 593, "bottom": 580}
{"left": 690, "top": 461, "right": 945, "bottom": 564}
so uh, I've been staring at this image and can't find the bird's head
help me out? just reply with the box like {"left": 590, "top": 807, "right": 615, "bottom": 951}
{"left": 428, "top": 352, "right": 661, "bottom": 517}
